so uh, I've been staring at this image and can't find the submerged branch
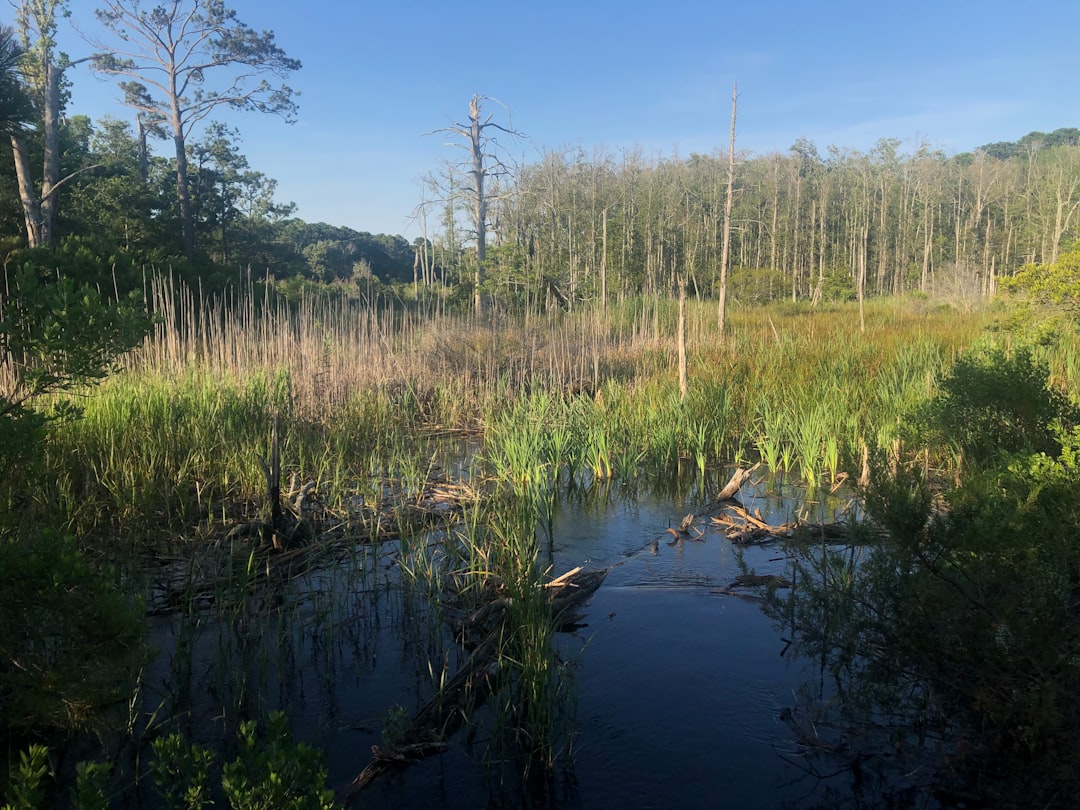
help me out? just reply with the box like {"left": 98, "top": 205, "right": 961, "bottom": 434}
{"left": 344, "top": 565, "right": 606, "bottom": 800}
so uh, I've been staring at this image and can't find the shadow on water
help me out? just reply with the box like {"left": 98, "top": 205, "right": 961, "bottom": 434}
{"left": 140, "top": 468, "right": 870, "bottom": 808}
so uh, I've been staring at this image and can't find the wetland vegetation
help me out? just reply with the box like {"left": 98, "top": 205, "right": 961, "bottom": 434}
{"left": 5, "top": 3, "right": 1080, "bottom": 807}
{"left": 6, "top": 260, "right": 1080, "bottom": 806}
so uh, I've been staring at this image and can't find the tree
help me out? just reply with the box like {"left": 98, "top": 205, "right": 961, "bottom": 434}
{"left": 432, "top": 95, "right": 524, "bottom": 315}
{"left": 9, "top": 0, "right": 96, "bottom": 248}
{"left": 717, "top": 83, "right": 736, "bottom": 342}
{"left": 61, "top": 115, "right": 180, "bottom": 264}
{"left": 91, "top": 0, "right": 301, "bottom": 260}
{"left": 0, "top": 26, "right": 32, "bottom": 135}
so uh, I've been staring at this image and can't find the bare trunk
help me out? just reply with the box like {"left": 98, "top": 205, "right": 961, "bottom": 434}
{"left": 469, "top": 97, "right": 486, "bottom": 316}
{"left": 39, "top": 57, "right": 60, "bottom": 246}
{"left": 791, "top": 171, "right": 801, "bottom": 302}
{"left": 412, "top": 247, "right": 420, "bottom": 298}
{"left": 174, "top": 132, "right": 195, "bottom": 259}
{"left": 717, "top": 83, "right": 736, "bottom": 344}
{"left": 678, "top": 277, "right": 688, "bottom": 399}
{"left": 11, "top": 135, "right": 42, "bottom": 247}
{"left": 858, "top": 225, "right": 867, "bottom": 334}
{"left": 169, "top": 43, "right": 194, "bottom": 259}
{"left": 137, "top": 116, "right": 149, "bottom": 183}
{"left": 600, "top": 205, "right": 608, "bottom": 310}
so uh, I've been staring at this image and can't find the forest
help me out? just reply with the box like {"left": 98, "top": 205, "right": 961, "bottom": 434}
{"left": 1, "top": 0, "right": 1079, "bottom": 307}
{"left": 4, "top": 2, "right": 1080, "bottom": 809}
{"left": 5, "top": 89, "right": 1080, "bottom": 309}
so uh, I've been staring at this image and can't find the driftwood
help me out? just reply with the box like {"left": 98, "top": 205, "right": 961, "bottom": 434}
{"left": 727, "top": 573, "right": 792, "bottom": 589}
{"left": 710, "top": 504, "right": 851, "bottom": 546}
{"left": 716, "top": 462, "right": 760, "bottom": 501}
{"left": 345, "top": 566, "right": 606, "bottom": 801}
{"left": 711, "top": 504, "right": 797, "bottom": 545}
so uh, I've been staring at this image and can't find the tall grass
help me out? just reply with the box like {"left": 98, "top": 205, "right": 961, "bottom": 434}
{"left": 8, "top": 275, "right": 1023, "bottom": 785}
{"left": 21, "top": 275, "right": 1004, "bottom": 544}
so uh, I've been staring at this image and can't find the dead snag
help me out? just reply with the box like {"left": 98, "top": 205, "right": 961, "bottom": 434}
{"left": 717, "top": 463, "right": 760, "bottom": 502}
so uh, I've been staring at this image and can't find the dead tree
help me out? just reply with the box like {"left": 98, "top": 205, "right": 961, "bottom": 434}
{"left": 718, "top": 82, "right": 737, "bottom": 343}
{"left": 430, "top": 95, "right": 525, "bottom": 316}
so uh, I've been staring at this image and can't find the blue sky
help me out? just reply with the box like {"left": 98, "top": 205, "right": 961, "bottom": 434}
{"left": 49, "top": 0, "right": 1080, "bottom": 238}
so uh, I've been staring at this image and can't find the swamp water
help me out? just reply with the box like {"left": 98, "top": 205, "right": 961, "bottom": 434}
{"left": 142, "top": 472, "right": 863, "bottom": 808}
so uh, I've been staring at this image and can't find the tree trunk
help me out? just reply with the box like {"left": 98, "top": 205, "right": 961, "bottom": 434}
{"left": 600, "top": 205, "right": 608, "bottom": 310}
{"left": 137, "top": 116, "right": 149, "bottom": 183}
{"left": 469, "top": 96, "right": 486, "bottom": 317}
{"left": 11, "top": 135, "right": 42, "bottom": 247}
{"left": 678, "top": 277, "right": 688, "bottom": 399}
{"left": 858, "top": 225, "right": 868, "bottom": 333}
{"left": 717, "top": 83, "right": 736, "bottom": 344}
{"left": 38, "top": 57, "right": 60, "bottom": 246}
{"left": 174, "top": 132, "right": 195, "bottom": 259}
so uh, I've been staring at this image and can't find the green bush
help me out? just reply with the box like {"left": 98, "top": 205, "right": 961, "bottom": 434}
{"left": 0, "top": 257, "right": 152, "bottom": 744}
{"left": 0, "top": 531, "right": 147, "bottom": 735}
{"left": 909, "top": 345, "right": 1078, "bottom": 465}
{"left": 0, "top": 261, "right": 152, "bottom": 519}
{"left": 153, "top": 712, "right": 335, "bottom": 810}
{"left": 773, "top": 347, "right": 1080, "bottom": 804}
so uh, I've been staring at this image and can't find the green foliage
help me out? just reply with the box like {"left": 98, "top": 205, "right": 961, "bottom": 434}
{"left": 71, "top": 760, "right": 110, "bottom": 810}
{"left": 725, "top": 265, "right": 787, "bottom": 305}
{"left": 1000, "top": 245, "right": 1080, "bottom": 308}
{"left": 816, "top": 266, "right": 858, "bottom": 302}
{"left": 0, "top": 530, "right": 147, "bottom": 734}
{"left": 153, "top": 715, "right": 335, "bottom": 810}
{"left": 0, "top": 261, "right": 151, "bottom": 486}
{"left": 4, "top": 714, "right": 333, "bottom": 810}
{"left": 379, "top": 705, "right": 408, "bottom": 748}
{"left": 908, "top": 345, "right": 1078, "bottom": 465}
{"left": 151, "top": 733, "right": 215, "bottom": 810}
{"left": 1, "top": 749, "right": 108, "bottom": 809}
{"left": 2, "top": 744, "right": 48, "bottom": 810}
{"left": 0, "top": 25, "right": 33, "bottom": 136}
{"left": 774, "top": 346, "right": 1080, "bottom": 803}
{"left": 0, "top": 255, "right": 151, "bottom": 740}
{"left": 977, "top": 127, "right": 1080, "bottom": 160}
{"left": 220, "top": 712, "right": 335, "bottom": 810}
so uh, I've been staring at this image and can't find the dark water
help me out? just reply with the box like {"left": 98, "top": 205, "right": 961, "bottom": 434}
{"left": 145, "top": 473, "right": 858, "bottom": 808}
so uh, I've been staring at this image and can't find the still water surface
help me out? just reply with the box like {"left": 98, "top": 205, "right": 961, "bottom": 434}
{"left": 148, "top": 474, "right": 856, "bottom": 808}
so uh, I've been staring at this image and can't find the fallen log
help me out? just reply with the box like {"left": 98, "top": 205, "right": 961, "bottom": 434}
{"left": 345, "top": 565, "right": 606, "bottom": 801}
{"left": 710, "top": 573, "right": 793, "bottom": 601}
{"left": 346, "top": 638, "right": 499, "bottom": 797}
{"left": 709, "top": 506, "right": 852, "bottom": 546}
{"left": 716, "top": 463, "right": 760, "bottom": 501}
{"left": 728, "top": 573, "right": 793, "bottom": 589}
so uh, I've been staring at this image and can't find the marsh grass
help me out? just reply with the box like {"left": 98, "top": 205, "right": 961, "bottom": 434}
{"left": 7, "top": 276, "right": 1011, "bottom": 789}
{"left": 19, "top": 276, "right": 995, "bottom": 548}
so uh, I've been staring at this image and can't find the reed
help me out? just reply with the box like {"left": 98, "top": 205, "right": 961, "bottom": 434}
{"left": 27, "top": 276, "right": 1009, "bottom": 561}
{"left": 34, "top": 280, "right": 1042, "bottom": 790}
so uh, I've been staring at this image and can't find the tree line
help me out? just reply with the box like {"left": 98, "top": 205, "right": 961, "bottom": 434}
{"left": 2, "top": 2, "right": 1078, "bottom": 309}
{"left": 0, "top": 0, "right": 418, "bottom": 293}
{"left": 425, "top": 111, "right": 1080, "bottom": 311}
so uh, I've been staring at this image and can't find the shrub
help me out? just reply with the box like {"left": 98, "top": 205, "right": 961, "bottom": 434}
{"left": 774, "top": 348, "right": 1080, "bottom": 804}
{"left": 909, "top": 345, "right": 1078, "bottom": 465}
{"left": 0, "top": 531, "right": 147, "bottom": 735}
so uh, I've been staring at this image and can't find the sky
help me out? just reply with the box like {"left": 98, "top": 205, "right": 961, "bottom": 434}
{"left": 45, "top": 0, "right": 1080, "bottom": 239}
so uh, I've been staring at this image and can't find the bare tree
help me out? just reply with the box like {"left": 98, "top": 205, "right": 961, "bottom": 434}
{"left": 91, "top": 0, "right": 300, "bottom": 260}
{"left": 9, "top": 0, "right": 98, "bottom": 248}
{"left": 431, "top": 95, "right": 524, "bottom": 315}
{"left": 717, "top": 83, "right": 737, "bottom": 343}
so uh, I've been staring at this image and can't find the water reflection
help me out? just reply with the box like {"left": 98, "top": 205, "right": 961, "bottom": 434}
{"left": 142, "top": 469, "right": 863, "bottom": 807}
